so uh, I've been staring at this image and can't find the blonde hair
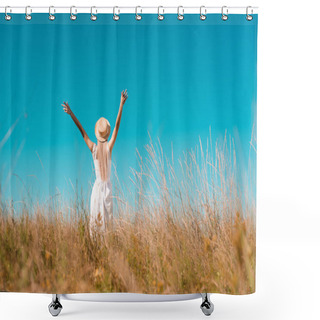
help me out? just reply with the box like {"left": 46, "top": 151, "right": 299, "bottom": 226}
{"left": 96, "top": 142, "right": 111, "bottom": 181}
{"left": 94, "top": 117, "right": 111, "bottom": 181}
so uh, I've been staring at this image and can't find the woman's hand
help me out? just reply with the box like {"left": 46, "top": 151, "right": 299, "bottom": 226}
{"left": 120, "top": 89, "right": 128, "bottom": 105}
{"left": 61, "top": 101, "right": 72, "bottom": 115}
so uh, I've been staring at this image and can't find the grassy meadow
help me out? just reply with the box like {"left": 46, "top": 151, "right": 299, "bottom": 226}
{"left": 0, "top": 132, "right": 256, "bottom": 294}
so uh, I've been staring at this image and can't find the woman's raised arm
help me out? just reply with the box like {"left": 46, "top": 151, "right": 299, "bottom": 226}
{"left": 109, "top": 89, "right": 128, "bottom": 152}
{"left": 61, "top": 101, "right": 94, "bottom": 152}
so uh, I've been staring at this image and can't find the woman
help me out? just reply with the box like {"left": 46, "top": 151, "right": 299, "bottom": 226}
{"left": 61, "top": 89, "right": 128, "bottom": 236}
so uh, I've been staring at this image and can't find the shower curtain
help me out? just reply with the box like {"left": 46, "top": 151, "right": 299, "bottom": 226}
{"left": 0, "top": 11, "right": 257, "bottom": 295}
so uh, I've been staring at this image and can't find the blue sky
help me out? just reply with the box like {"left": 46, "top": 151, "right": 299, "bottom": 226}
{"left": 0, "top": 14, "right": 257, "bottom": 205}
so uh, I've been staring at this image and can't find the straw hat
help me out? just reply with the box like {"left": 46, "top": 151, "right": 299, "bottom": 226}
{"left": 95, "top": 117, "right": 111, "bottom": 142}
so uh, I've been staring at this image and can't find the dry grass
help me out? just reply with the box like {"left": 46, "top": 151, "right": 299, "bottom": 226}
{"left": 0, "top": 131, "right": 256, "bottom": 294}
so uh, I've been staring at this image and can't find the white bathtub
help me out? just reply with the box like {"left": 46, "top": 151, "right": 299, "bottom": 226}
{"left": 48, "top": 293, "right": 213, "bottom": 316}
{"left": 61, "top": 293, "right": 201, "bottom": 302}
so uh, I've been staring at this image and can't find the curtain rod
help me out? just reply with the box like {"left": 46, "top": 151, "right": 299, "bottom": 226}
{"left": 0, "top": 6, "right": 258, "bottom": 15}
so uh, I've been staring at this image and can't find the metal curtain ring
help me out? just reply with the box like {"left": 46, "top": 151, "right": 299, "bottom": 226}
{"left": 246, "top": 6, "right": 253, "bottom": 21}
{"left": 177, "top": 6, "right": 184, "bottom": 21}
{"left": 91, "top": 6, "right": 97, "bottom": 21}
{"left": 221, "top": 6, "right": 228, "bottom": 21}
{"left": 158, "top": 6, "right": 164, "bottom": 20}
{"left": 49, "top": 6, "right": 55, "bottom": 21}
{"left": 113, "top": 6, "right": 120, "bottom": 21}
{"left": 25, "top": 6, "right": 32, "bottom": 21}
{"left": 70, "top": 6, "right": 77, "bottom": 20}
{"left": 135, "top": 6, "right": 142, "bottom": 20}
{"left": 5, "top": 6, "right": 12, "bottom": 21}
{"left": 200, "top": 6, "right": 207, "bottom": 20}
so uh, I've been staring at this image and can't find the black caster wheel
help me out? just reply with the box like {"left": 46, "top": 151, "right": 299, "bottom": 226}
{"left": 200, "top": 293, "right": 214, "bottom": 316}
{"left": 48, "top": 295, "right": 63, "bottom": 317}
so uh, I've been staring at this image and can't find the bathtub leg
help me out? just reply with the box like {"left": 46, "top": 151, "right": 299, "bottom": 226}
{"left": 200, "top": 293, "right": 214, "bottom": 316}
{"left": 48, "top": 294, "right": 63, "bottom": 317}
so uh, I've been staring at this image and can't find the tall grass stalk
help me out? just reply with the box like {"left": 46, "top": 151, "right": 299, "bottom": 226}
{"left": 0, "top": 131, "right": 255, "bottom": 294}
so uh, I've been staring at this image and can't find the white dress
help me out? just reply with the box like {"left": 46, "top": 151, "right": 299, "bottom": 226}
{"left": 89, "top": 142, "right": 113, "bottom": 236}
